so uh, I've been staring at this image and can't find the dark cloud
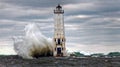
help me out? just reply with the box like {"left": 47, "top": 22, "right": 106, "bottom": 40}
{"left": 0, "top": 0, "right": 90, "bottom": 8}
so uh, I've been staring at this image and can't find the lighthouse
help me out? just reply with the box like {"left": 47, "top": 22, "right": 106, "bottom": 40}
{"left": 53, "top": 4, "right": 66, "bottom": 57}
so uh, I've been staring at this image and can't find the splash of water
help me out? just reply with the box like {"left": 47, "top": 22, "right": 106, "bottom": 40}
{"left": 13, "top": 23, "right": 53, "bottom": 59}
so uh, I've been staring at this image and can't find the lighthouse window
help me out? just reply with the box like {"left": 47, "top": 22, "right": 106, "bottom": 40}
{"left": 54, "top": 38, "right": 56, "bottom": 41}
{"left": 62, "top": 39, "right": 63, "bottom": 41}
{"left": 58, "top": 38, "right": 61, "bottom": 44}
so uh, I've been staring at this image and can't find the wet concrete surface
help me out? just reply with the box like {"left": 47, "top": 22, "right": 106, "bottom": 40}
{"left": 0, "top": 55, "right": 120, "bottom": 67}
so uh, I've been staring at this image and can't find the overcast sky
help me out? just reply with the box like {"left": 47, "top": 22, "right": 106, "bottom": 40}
{"left": 0, "top": 0, "right": 120, "bottom": 55}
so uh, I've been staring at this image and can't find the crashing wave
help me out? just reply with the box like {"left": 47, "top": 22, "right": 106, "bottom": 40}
{"left": 13, "top": 23, "right": 53, "bottom": 59}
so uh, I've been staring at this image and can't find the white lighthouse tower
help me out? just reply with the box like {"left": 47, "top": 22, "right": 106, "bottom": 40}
{"left": 53, "top": 4, "right": 66, "bottom": 57}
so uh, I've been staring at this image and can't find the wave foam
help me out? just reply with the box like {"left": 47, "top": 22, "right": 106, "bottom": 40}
{"left": 13, "top": 23, "right": 53, "bottom": 59}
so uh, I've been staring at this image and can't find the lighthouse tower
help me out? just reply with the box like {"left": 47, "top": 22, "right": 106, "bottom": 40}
{"left": 53, "top": 4, "right": 66, "bottom": 57}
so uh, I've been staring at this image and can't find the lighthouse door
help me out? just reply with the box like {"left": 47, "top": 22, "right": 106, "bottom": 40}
{"left": 57, "top": 48, "right": 61, "bottom": 54}
{"left": 57, "top": 48, "right": 62, "bottom": 56}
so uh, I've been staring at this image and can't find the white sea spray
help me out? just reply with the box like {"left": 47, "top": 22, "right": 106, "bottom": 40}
{"left": 13, "top": 23, "right": 53, "bottom": 59}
